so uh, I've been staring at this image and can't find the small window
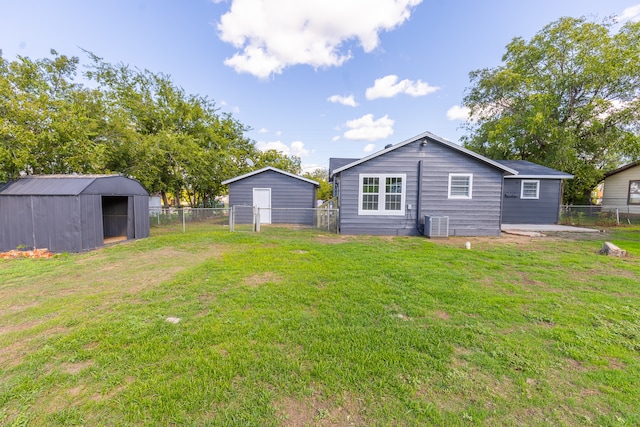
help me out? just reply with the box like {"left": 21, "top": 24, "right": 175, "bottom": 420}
{"left": 521, "top": 180, "right": 540, "bottom": 199}
{"left": 448, "top": 174, "right": 473, "bottom": 199}
{"left": 358, "top": 174, "right": 406, "bottom": 215}
{"left": 629, "top": 180, "right": 640, "bottom": 205}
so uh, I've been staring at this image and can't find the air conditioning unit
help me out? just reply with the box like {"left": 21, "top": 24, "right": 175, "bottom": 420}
{"left": 425, "top": 215, "right": 449, "bottom": 238}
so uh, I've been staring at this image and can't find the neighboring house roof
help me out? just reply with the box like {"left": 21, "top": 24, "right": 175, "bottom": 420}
{"left": 495, "top": 160, "right": 574, "bottom": 179}
{"left": 221, "top": 166, "right": 319, "bottom": 186}
{"left": 604, "top": 161, "right": 640, "bottom": 178}
{"left": 330, "top": 131, "right": 518, "bottom": 177}
{"left": 0, "top": 174, "right": 147, "bottom": 196}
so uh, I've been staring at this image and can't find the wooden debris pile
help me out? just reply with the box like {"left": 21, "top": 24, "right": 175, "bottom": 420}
{"left": 0, "top": 248, "right": 54, "bottom": 259}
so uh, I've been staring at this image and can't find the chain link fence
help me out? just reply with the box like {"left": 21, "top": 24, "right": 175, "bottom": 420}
{"left": 560, "top": 200, "right": 640, "bottom": 226}
{"left": 230, "top": 206, "right": 339, "bottom": 233}
{"left": 149, "top": 208, "right": 230, "bottom": 232}
{"left": 149, "top": 206, "right": 339, "bottom": 233}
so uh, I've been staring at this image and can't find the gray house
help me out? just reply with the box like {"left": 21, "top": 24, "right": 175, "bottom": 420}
{"left": 496, "top": 160, "right": 573, "bottom": 224}
{"left": 222, "top": 167, "right": 319, "bottom": 225}
{"left": 330, "top": 131, "right": 518, "bottom": 236}
{"left": 0, "top": 174, "right": 149, "bottom": 253}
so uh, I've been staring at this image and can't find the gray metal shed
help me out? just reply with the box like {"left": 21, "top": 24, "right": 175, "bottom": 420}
{"left": 496, "top": 160, "right": 573, "bottom": 224}
{"left": 222, "top": 167, "right": 319, "bottom": 225}
{"left": 0, "top": 174, "right": 150, "bottom": 253}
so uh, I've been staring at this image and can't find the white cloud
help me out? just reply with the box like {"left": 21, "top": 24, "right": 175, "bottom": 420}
{"left": 217, "top": 0, "right": 423, "bottom": 78}
{"left": 446, "top": 105, "right": 470, "bottom": 121}
{"left": 327, "top": 94, "right": 358, "bottom": 107}
{"left": 365, "top": 74, "right": 440, "bottom": 100}
{"left": 255, "top": 140, "right": 311, "bottom": 157}
{"left": 343, "top": 113, "right": 394, "bottom": 141}
{"left": 258, "top": 127, "right": 269, "bottom": 133}
{"left": 291, "top": 140, "right": 310, "bottom": 157}
{"left": 332, "top": 135, "right": 341, "bottom": 141}
{"left": 363, "top": 143, "right": 376, "bottom": 153}
{"left": 619, "top": 4, "right": 640, "bottom": 22}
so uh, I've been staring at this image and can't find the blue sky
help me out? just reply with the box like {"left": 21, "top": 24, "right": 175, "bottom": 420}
{"left": 2, "top": 0, "right": 640, "bottom": 172}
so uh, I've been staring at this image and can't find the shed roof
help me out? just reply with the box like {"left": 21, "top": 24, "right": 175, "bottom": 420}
{"left": 330, "top": 131, "right": 518, "bottom": 177}
{"left": 221, "top": 166, "right": 319, "bottom": 186}
{"left": 604, "top": 161, "right": 640, "bottom": 178}
{"left": 495, "top": 160, "right": 573, "bottom": 179}
{"left": 0, "top": 174, "right": 148, "bottom": 196}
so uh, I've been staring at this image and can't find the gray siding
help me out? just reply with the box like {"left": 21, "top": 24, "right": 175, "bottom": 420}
{"left": 501, "top": 179, "right": 562, "bottom": 224}
{"left": 0, "top": 195, "right": 84, "bottom": 252}
{"left": 338, "top": 140, "right": 504, "bottom": 236}
{"left": 228, "top": 170, "right": 317, "bottom": 224}
{"left": 0, "top": 176, "right": 150, "bottom": 253}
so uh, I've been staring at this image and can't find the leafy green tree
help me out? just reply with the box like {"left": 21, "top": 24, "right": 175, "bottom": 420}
{"left": 462, "top": 17, "right": 640, "bottom": 203}
{"left": 303, "top": 168, "right": 332, "bottom": 201}
{"left": 252, "top": 149, "right": 302, "bottom": 174}
{"left": 0, "top": 50, "right": 106, "bottom": 181}
{"left": 85, "top": 53, "right": 255, "bottom": 206}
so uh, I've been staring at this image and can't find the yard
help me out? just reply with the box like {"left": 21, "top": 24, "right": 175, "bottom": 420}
{"left": 1, "top": 224, "right": 639, "bottom": 426}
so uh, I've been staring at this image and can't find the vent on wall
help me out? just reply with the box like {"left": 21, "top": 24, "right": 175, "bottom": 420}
{"left": 424, "top": 215, "right": 449, "bottom": 238}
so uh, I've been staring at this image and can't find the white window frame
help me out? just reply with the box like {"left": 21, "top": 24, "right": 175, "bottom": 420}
{"left": 358, "top": 174, "right": 406, "bottom": 216}
{"left": 448, "top": 173, "right": 473, "bottom": 199}
{"left": 520, "top": 180, "right": 540, "bottom": 199}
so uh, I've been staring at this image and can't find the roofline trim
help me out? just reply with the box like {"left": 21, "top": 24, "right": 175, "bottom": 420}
{"left": 604, "top": 161, "right": 640, "bottom": 178}
{"left": 505, "top": 174, "right": 574, "bottom": 179}
{"left": 222, "top": 166, "right": 319, "bottom": 186}
{"left": 330, "top": 131, "right": 518, "bottom": 177}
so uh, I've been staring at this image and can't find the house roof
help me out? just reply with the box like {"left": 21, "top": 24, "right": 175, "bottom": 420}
{"left": 495, "top": 160, "right": 573, "bottom": 179}
{"left": 604, "top": 161, "right": 640, "bottom": 178}
{"left": 0, "top": 174, "right": 147, "bottom": 196}
{"left": 328, "top": 158, "right": 359, "bottom": 180}
{"left": 221, "top": 166, "right": 319, "bottom": 186}
{"left": 330, "top": 131, "right": 519, "bottom": 177}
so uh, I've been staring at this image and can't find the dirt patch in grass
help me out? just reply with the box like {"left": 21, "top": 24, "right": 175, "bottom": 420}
{"left": 243, "top": 272, "right": 282, "bottom": 287}
{"left": 313, "top": 234, "right": 354, "bottom": 245}
{"left": 60, "top": 360, "right": 94, "bottom": 375}
{"left": 434, "top": 310, "right": 451, "bottom": 321}
{"left": 277, "top": 391, "right": 365, "bottom": 427}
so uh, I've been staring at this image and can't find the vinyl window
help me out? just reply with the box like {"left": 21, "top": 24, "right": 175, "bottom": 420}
{"left": 358, "top": 174, "right": 406, "bottom": 215}
{"left": 448, "top": 174, "right": 473, "bottom": 199}
{"left": 521, "top": 180, "right": 540, "bottom": 199}
{"left": 629, "top": 180, "right": 640, "bottom": 205}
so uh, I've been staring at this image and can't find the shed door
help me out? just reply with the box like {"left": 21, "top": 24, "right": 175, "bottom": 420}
{"left": 253, "top": 188, "right": 271, "bottom": 224}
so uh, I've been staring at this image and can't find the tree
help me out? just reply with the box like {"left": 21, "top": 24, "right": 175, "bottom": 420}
{"left": 85, "top": 53, "right": 256, "bottom": 206}
{"left": 0, "top": 50, "right": 106, "bottom": 181}
{"left": 462, "top": 17, "right": 640, "bottom": 203}
{"left": 252, "top": 149, "right": 302, "bottom": 174}
{"left": 303, "top": 168, "right": 333, "bottom": 201}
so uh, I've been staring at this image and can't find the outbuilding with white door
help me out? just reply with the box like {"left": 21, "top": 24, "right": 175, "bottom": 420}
{"left": 222, "top": 167, "right": 319, "bottom": 225}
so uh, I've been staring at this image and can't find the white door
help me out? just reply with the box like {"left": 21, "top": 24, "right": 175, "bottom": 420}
{"left": 253, "top": 188, "right": 271, "bottom": 224}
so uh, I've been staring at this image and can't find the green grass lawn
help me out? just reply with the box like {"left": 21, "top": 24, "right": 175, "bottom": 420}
{"left": 1, "top": 225, "right": 639, "bottom": 426}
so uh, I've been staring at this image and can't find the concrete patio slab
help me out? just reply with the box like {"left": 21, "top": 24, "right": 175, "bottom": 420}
{"left": 501, "top": 224, "right": 601, "bottom": 234}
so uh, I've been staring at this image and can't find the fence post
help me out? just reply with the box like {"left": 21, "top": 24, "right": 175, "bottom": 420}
{"left": 182, "top": 208, "right": 186, "bottom": 233}
{"left": 254, "top": 207, "right": 261, "bottom": 232}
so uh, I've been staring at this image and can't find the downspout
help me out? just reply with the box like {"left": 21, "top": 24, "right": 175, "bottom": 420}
{"left": 417, "top": 160, "right": 424, "bottom": 235}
